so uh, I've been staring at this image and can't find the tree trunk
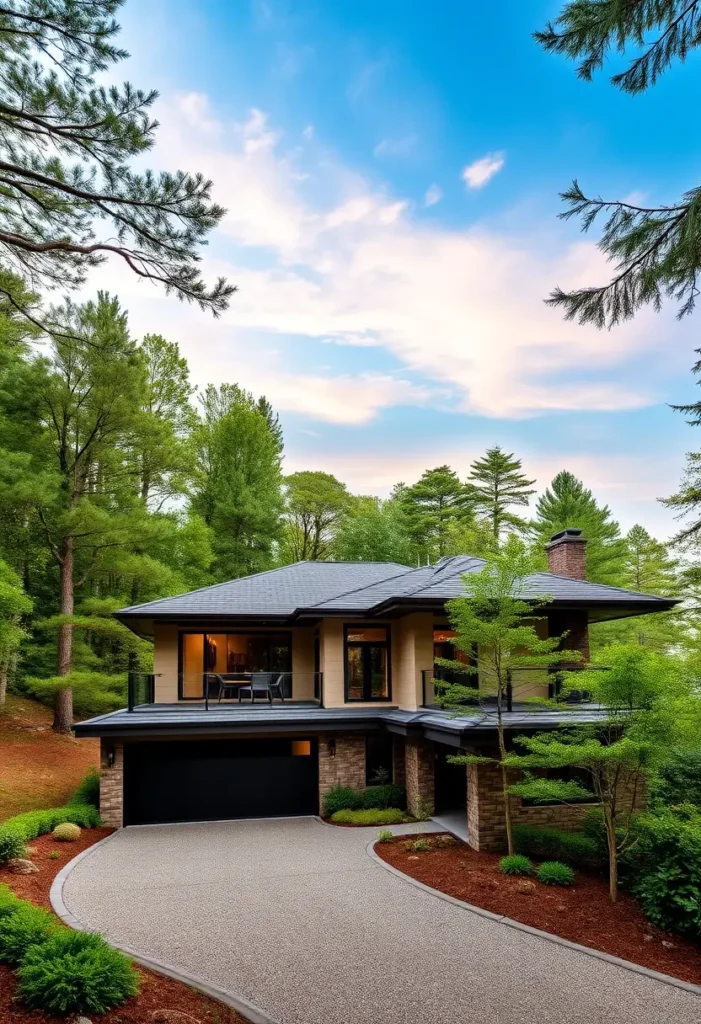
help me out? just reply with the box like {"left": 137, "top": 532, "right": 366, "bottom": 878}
{"left": 501, "top": 761, "right": 514, "bottom": 855}
{"left": 53, "top": 535, "right": 74, "bottom": 733}
{"left": 0, "top": 661, "right": 7, "bottom": 706}
{"left": 604, "top": 806, "right": 619, "bottom": 902}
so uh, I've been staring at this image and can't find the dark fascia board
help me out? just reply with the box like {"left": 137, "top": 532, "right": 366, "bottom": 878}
{"left": 367, "top": 595, "right": 680, "bottom": 622}
{"left": 72, "top": 714, "right": 391, "bottom": 740}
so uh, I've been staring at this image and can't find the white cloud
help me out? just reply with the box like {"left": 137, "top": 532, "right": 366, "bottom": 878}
{"left": 462, "top": 151, "right": 505, "bottom": 189}
{"left": 373, "top": 135, "right": 418, "bottom": 158}
{"left": 424, "top": 184, "right": 443, "bottom": 207}
{"left": 302, "top": 124, "right": 314, "bottom": 140}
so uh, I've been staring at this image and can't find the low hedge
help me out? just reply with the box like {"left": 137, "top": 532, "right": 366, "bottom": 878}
{"left": 69, "top": 768, "right": 100, "bottom": 811}
{"left": 513, "top": 824, "right": 601, "bottom": 869}
{"left": 323, "top": 783, "right": 406, "bottom": 817}
{"left": 0, "top": 805, "right": 101, "bottom": 863}
{"left": 0, "top": 903, "right": 58, "bottom": 964}
{"left": 330, "top": 808, "right": 406, "bottom": 825}
{"left": 631, "top": 806, "right": 701, "bottom": 938}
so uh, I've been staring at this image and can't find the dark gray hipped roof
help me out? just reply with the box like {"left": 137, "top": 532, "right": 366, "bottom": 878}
{"left": 115, "top": 555, "right": 679, "bottom": 633}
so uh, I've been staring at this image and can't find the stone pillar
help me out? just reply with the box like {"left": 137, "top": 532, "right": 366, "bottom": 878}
{"left": 318, "top": 733, "right": 366, "bottom": 811}
{"left": 393, "top": 736, "right": 406, "bottom": 788}
{"left": 99, "top": 739, "right": 124, "bottom": 828}
{"left": 466, "top": 760, "right": 515, "bottom": 852}
{"left": 405, "top": 737, "right": 434, "bottom": 817}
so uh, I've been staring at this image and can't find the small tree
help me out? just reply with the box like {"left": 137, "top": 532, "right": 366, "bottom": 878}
{"left": 505, "top": 644, "right": 694, "bottom": 901}
{"left": 441, "top": 537, "right": 581, "bottom": 854}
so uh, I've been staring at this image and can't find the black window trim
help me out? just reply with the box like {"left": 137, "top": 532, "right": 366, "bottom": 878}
{"left": 343, "top": 622, "right": 392, "bottom": 703}
{"left": 178, "top": 629, "right": 293, "bottom": 701}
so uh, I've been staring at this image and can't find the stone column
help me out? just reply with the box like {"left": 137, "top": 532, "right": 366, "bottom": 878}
{"left": 99, "top": 739, "right": 124, "bottom": 828}
{"left": 405, "top": 737, "right": 434, "bottom": 817}
{"left": 318, "top": 733, "right": 366, "bottom": 812}
{"left": 466, "top": 760, "right": 516, "bottom": 852}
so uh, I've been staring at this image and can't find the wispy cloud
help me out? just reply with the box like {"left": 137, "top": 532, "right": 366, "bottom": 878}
{"left": 462, "top": 151, "right": 505, "bottom": 189}
{"left": 373, "top": 135, "right": 418, "bottom": 158}
{"left": 346, "top": 57, "right": 389, "bottom": 102}
{"left": 424, "top": 184, "right": 443, "bottom": 207}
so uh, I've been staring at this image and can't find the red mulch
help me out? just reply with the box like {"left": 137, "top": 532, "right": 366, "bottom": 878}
{"left": 0, "top": 829, "right": 248, "bottom": 1024}
{"left": 376, "top": 834, "right": 701, "bottom": 986}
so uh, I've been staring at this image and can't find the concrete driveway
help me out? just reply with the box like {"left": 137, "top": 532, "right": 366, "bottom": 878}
{"left": 58, "top": 817, "right": 701, "bottom": 1024}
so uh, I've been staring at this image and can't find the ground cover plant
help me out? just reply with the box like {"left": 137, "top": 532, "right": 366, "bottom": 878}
{"left": 499, "top": 854, "right": 533, "bottom": 876}
{"left": 323, "top": 783, "right": 406, "bottom": 816}
{"left": 331, "top": 808, "right": 406, "bottom": 826}
{"left": 0, "top": 804, "right": 100, "bottom": 862}
{"left": 537, "top": 861, "right": 575, "bottom": 886}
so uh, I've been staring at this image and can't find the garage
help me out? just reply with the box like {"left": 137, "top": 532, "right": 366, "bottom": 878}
{"left": 123, "top": 738, "right": 319, "bottom": 825}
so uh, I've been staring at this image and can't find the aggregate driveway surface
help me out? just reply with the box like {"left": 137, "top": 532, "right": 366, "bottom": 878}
{"left": 61, "top": 817, "right": 701, "bottom": 1024}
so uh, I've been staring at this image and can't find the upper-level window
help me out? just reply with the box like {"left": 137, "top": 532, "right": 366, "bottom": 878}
{"left": 345, "top": 625, "right": 391, "bottom": 702}
{"left": 433, "top": 628, "right": 478, "bottom": 688}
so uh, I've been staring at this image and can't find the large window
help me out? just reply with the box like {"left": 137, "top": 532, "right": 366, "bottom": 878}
{"left": 433, "top": 628, "right": 478, "bottom": 688}
{"left": 344, "top": 625, "right": 391, "bottom": 702}
{"left": 180, "top": 632, "right": 292, "bottom": 699}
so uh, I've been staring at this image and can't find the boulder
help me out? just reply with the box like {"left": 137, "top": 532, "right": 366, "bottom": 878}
{"left": 515, "top": 880, "right": 537, "bottom": 895}
{"left": 6, "top": 858, "right": 39, "bottom": 874}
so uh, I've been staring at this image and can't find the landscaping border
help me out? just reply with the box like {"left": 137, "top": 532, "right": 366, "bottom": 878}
{"left": 366, "top": 838, "right": 701, "bottom": 999}
{"left": 50, "top": 831, "right": 280, "bottom": 1024}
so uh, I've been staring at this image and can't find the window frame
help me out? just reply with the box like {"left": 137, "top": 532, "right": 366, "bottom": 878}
{"left": 343, "top": 623, "right": 392, "bottom": 703}
{"left": 177, "top": 629, "right": 293, "bottom": 700}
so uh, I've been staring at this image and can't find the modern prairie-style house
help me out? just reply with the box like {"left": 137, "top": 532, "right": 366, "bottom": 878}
{"left": 74, "top": 529, "right": 678, "bottom": 850}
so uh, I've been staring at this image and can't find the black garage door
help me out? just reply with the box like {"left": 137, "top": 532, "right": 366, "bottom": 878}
{"left": 123, "top": 738, "right": 318, "bottom": 825}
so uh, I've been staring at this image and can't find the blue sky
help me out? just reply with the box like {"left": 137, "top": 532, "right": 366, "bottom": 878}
{"left": 88, "top": 0, "right": 701, "bottom": 538}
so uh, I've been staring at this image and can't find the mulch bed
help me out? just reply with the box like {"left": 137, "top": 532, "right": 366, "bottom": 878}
{"left": 0, "top": 828, "right": 249, "bottom": 1024}
{"left": 376, "top": 834, "right": 701, "bottom": 986}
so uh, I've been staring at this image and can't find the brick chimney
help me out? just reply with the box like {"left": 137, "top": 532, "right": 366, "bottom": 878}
{"left": 545, "top": 528, "right": 587, "bottom": 580}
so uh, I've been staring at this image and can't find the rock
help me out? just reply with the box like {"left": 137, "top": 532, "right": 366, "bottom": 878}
{"left": 555, "top": 904, "right": 567, "bottom": 912}
{"left": 6, "top": 858, "right": 39, "bottom": 874}
{"left": 71, "top": 1017, "right": 93, "bottom": 1024}
{"left": 643, "top": 934, "right": 654, "bottom": 943}
{"left": 25, "top": 846, "right": 38, "bottom": 855}
{"left": 515, "top": 880, "right": 537, "bottom": 895}
{"left": 408, "top": 855, "right": 419, "bottom": 861}
{"left": 661, "top": 940, "right": 676, "bottom": 949}
{"left": 152, "top": 1011, "right": 201, "bottom": 1024}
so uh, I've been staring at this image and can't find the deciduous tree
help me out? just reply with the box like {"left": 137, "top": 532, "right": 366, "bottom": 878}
{"left": 281, "top": 471, "right": 350, "bottom": 562}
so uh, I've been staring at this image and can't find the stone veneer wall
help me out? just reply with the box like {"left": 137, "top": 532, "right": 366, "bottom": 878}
{"left": 405, "top": 737, "right": 434, "bottom": 817}
{"left": 318, "top": 733, "right": 366, "bottom": 810}
{"left": 99, "top": 738, "right": 124, "bottom": 828}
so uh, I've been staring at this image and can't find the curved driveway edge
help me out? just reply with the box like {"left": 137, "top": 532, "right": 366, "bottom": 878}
{"left": 50, "top": 831, "right": 279, "bottom": 1024}
{"left": 367, "top": 838, "right": 701, "bottom": 998}
{"left": 56, "top": 818, "right": 701, "bottom": 1024}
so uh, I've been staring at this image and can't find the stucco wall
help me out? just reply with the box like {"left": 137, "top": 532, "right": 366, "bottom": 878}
{"left": 392, "top": 612, "right": 434, "bottom": 710}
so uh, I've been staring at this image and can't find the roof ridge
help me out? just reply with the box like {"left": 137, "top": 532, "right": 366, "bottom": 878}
{"left": 305, "top": 564, "right": 418, "bottom": 608}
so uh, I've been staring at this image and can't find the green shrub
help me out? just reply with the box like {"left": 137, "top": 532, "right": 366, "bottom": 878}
{"left": 513, "top": 824, "right": 601, "bottom": 869}
{"left": 632, "top": 806, "right": 701, "bottom": 937}
{"left": 406, "top": 837, "right": 432, "bottom": 852}
{"left": 0, "top": 904, "right": 58, "bottom": 964}
{"left": 48, "top": 851, "right": 60, "bottom": 860}
{"left": 69, "top": 768, "right": 100, "bottom": 810}
{"left": 330, "top": 807, "right": 405, "bottom": 825}
{"left": 0, "top": 805, "right": 101, "bottom": 864}
{"left": 52, "top": 822, "right": 81, "bottom": 842}
{"left": 0, "top": 885, "right": 22, "bottom": 921}
{"left": 655, "top": 750, "right": 701, "bottom": 808}
{"left": 537, "top": 861, "right": 575, "bottom": 886}
{"left": 499, "top": 854, "right": 533, "bottom": 876}
{"left": 377, "top": 829, "right": 394, "bottom": 843}
{"left": 17, "top": 930, "right": 139, "bottom": 1015}
{"left": 361, "top": 785, "right": 407, "bottom": 810}
{"left": 323, "top": 785, "right": 363, "bottom": 816}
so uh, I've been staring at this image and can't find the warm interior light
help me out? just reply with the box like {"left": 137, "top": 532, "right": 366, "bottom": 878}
{"left": 291, "top": 740, "right": 311, "bottom": 756}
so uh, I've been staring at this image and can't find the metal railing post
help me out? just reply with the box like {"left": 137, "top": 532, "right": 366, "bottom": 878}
{"left": 127, "top": 671, "right": 134, "bottom": 712}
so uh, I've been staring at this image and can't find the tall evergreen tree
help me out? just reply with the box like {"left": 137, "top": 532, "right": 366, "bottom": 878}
{"left": 664, "top": 350, "right": 701, "bottom": 539}
{"left": 537, "top": 1, "right": 701, "bottom": 326}
{"left": 532, "top": 470, "right": 627, "bottom": 584}
{"left": 281, "top": 471, "right": 350, "bottom": 562}
{"left": 191, "top": 385, "right": 283, "bottom": 581}
{"left": 468, "top": 446, "right": 535, "bottom": 543}
{"left": 403, "top": 466, "right": 472, "bottom": 559}
{"left": 0, "top": 0, "right": 232, "bottom": 327}
{"left": 0, "top": 558, "right": 32, "bottom": 705}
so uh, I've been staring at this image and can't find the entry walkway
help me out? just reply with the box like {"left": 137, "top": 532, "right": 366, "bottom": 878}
{"left": 59, "top": 817, "right": 701, "bottom": 1024}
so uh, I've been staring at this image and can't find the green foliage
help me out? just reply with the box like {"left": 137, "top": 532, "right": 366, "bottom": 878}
{"left": 405, "top": 837, "right": 432, "bottom": 852}
{"left": 281, "top": 470, "right": 350, "bottom": 562}
{"left": 537, "top": 861, "right": 576, "bottom": 886}
{"left": 332, "top": 495, "right": 414, "bottom": 564}
{"left": 361, "top": 785, "right": 407, "bottom": 810}
{"left": 468, "top": 446, "right": 535, "bottom": 542}
{"left": 22, "top": 672, "right": 127, "bottom": 717}
{"left": 330, "top": 808, "right": 405, "bottom": 825}
{"left": 0, "top": 903, "right": 58, "bottom": 964}
{"left": 402, "top": 465, "right": 472, "bottom": 558}
{"left": 0, "top": 885, "right": 22, "bottom": 920}
{"left": 52, "top": 822, "right": 81, "bottom": 842}
{"left": 323, "top": 784, "right": 406, "bottom": 816}
{"left": 377, "top": 829, "right": 395, "bottom": 843}
{"left": 499, "top": 854, "right": 533, "bottom": 876}
{"left": 508, "top": 774, "right": 594, "bottom": 804}
{"left": 513, "top": 825, "right": 601, "bottom": 868}
{"left": 530, "top": 471, "right": 626, "bottom": 585}
{"left": 322, "top": 785, "right": 363, "bottom": 816}
{"left": 655, "top": 749, "right": 701, "bottom": 807}
{"left": 17, "top": 929, "right": 139, "bottom": 1015}
{"left": 69, "top": 768, "right": 101, "bottom": 810}
{"left": 0, "top": 805, "right": 100, "bottom": 863}
{"left": 631, "top": 806, "right": 701, "bottom": 937}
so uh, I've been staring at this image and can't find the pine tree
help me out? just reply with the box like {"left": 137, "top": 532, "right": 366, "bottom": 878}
{"left": 403, "top": 466, "right": 472, "bottom": 559}
{"left": 537, "top": 1, "right": 701, "bottom": 326}
{"left": 468, "top": 446, "right": 535, "bottom": 543}
{"left": 664, "top": 350, "right": 701, "bottom": 539}
{"left": 0, "top": 1, "right": 232, "bottom": 326}
{"left": 532, "top": 470, "right": 627, "bottom": 584}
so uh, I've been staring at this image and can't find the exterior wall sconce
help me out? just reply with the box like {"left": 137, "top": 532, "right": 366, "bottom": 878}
{"left": 327, "top": 738, "right": 336, "bottom": 758}
{"left": 106, "top": 746, "right": 116, "bottom": 768}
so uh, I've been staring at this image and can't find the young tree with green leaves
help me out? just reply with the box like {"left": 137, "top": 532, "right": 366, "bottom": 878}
{"left": 531, "top": 470, "right": 627, "bottom": 584}
{"left": 191, "top": 385, "right": 283, "bottom": 581}
{"left": 505, "top": 644, "right": 698, "bottom": 900}
{"left": 0, "top": 558, "right": 32, "bottom": 704}
{"left": 468, "top": 446, "right": 535, "bottom": 543}
{"left": 281, "top": 471, "right": 350, "bottom": 562}
{"left": 403, "top": 465, "right": 472, "bottom": 559}
{"left": 536, "top": 1, "right": 701, "bottom": 326}
{"left": 440, "top": 538, "right": 580, "bottom": 854}
{"left": 0, "top": 0, "right": 232, "bottom": 328}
